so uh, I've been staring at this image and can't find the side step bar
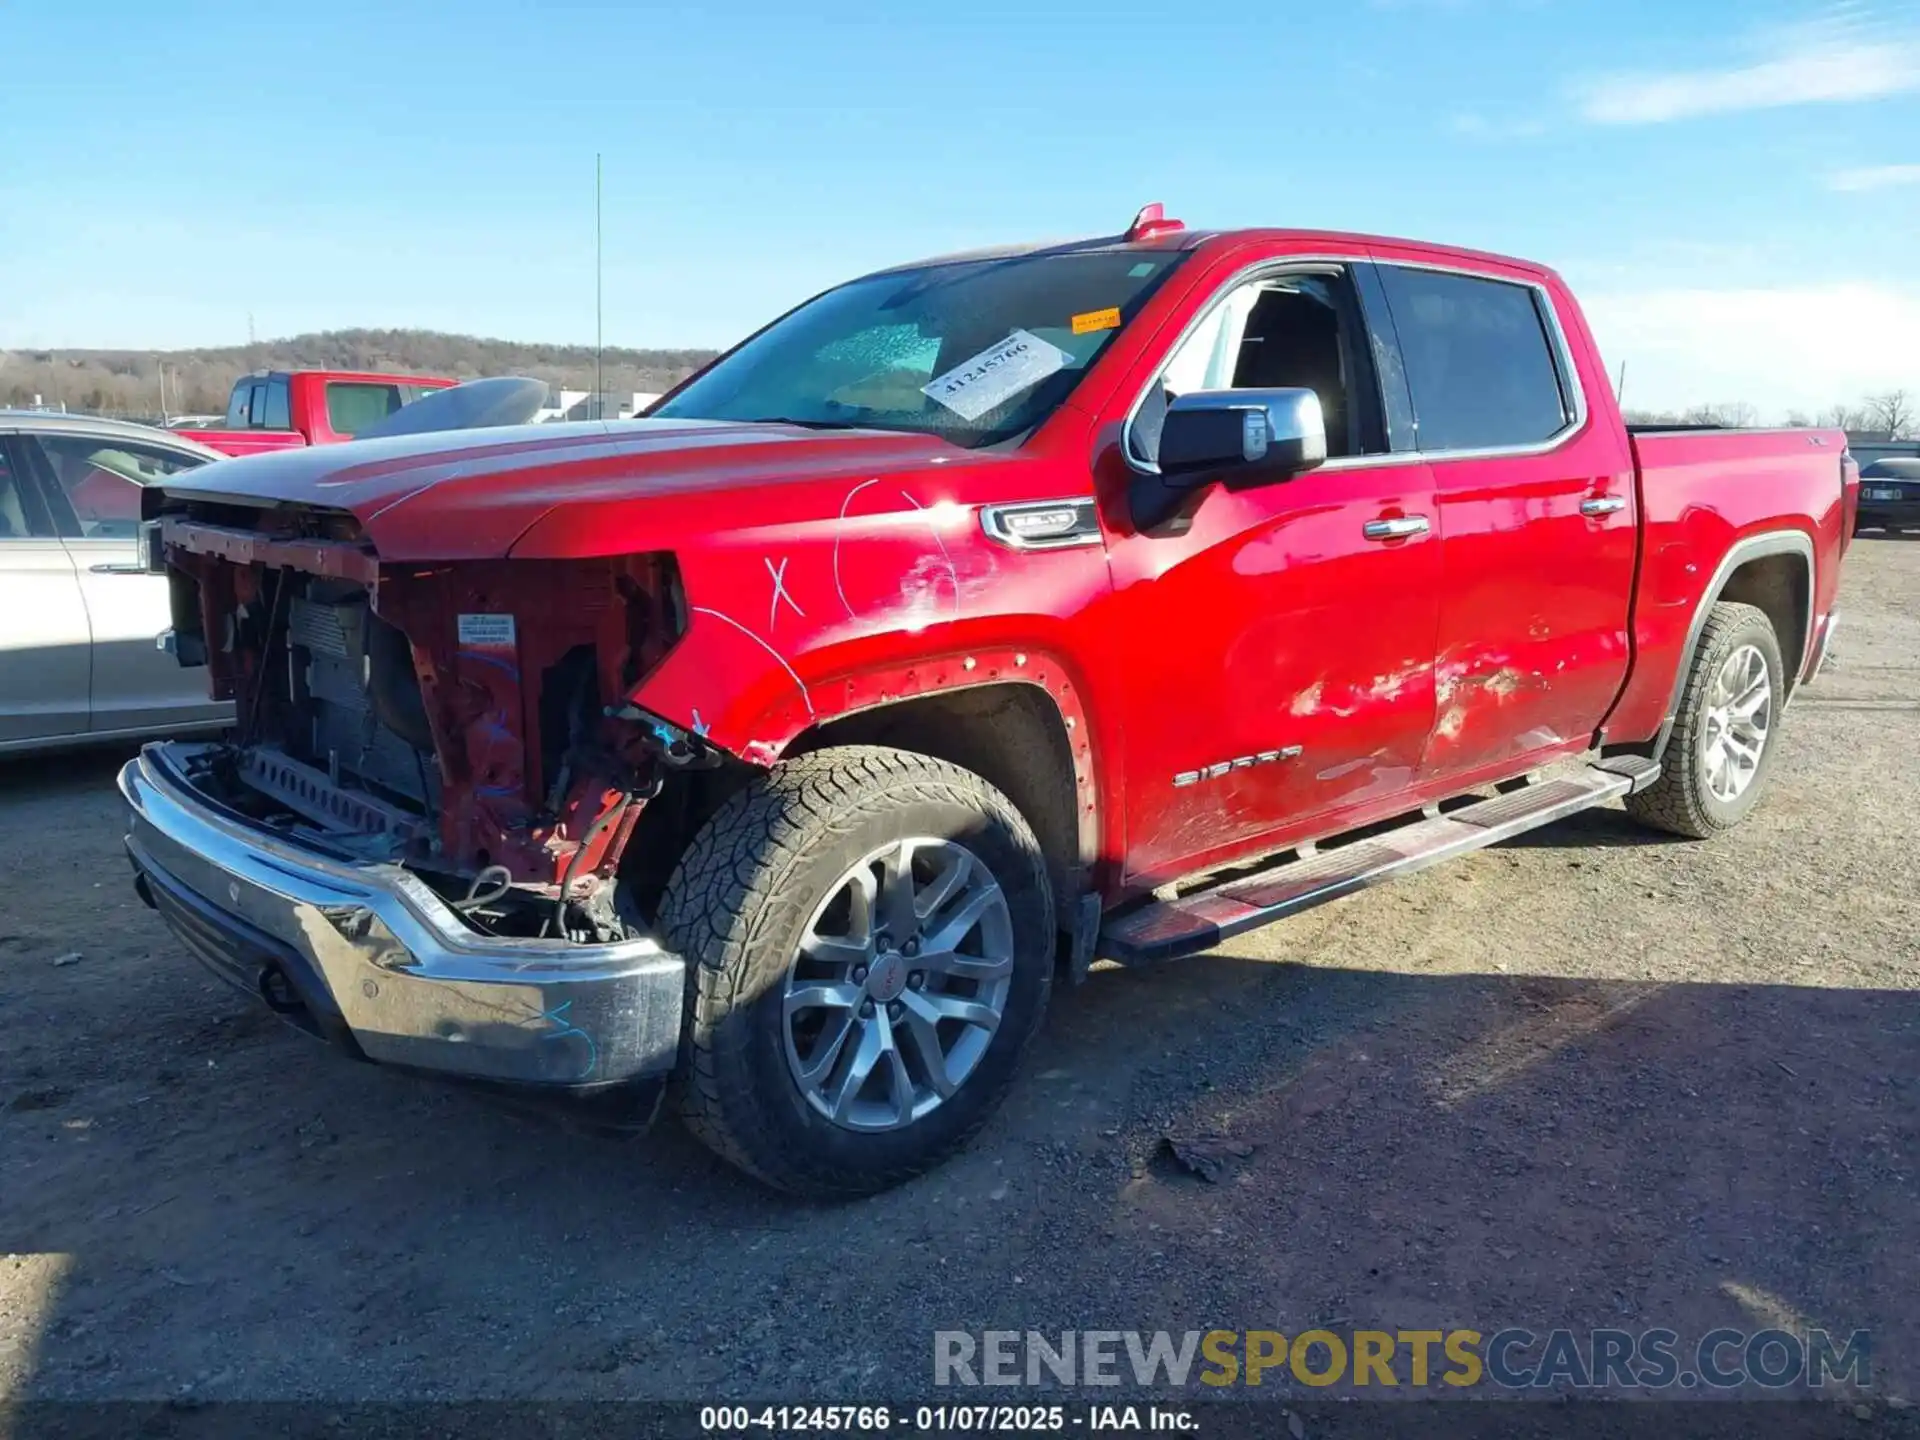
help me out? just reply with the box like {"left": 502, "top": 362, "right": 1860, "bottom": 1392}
{"left": 1098, "top": 759, "right": 1660, "bottom": 965}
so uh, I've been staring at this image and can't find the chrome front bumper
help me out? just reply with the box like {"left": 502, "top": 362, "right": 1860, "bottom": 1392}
{"left": 120, "top": 744, "right": 685, "bottom": 1091}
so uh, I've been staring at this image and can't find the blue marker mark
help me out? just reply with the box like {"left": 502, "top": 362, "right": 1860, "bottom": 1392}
{"left": 691, "top": 708, "right": 710, "bottom": 737}
{"left": 457, "top": 651, "right": 522, "bottom": 681}
{"left": 536, "top": 999, "right": 599, "bottom": 1081}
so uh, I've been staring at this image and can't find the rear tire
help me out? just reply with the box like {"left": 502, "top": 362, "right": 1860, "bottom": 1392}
{"left": 659, "top": 745, "right": 1054, "bottom": 1196}
{"left": 1625, "top": 601, "right": 1785, "bottom": 839}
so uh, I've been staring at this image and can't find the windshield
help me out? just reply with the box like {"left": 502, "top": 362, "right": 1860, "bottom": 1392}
{"left": 652, "top": 248, "right": 1188, "bottom": 447}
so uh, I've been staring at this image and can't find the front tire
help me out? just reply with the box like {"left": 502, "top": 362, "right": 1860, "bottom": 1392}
{"left": 659, "top": 745, "right": 1054, "bottom": 1196}
{"left": 1625, "top": 601, "right": 1785, "bottom": 839}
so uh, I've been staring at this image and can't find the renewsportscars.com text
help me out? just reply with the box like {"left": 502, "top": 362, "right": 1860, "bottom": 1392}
{"left": 933, "top": 1328, "right": 1871, "bottom": 1391}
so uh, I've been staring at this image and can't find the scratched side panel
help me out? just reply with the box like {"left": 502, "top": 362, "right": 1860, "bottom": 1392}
{"left": 1098, "top": 465, "right": 1442, "bottom": 884}
{"left": 1404, "top": 265, "right": 1640, "bottom": 787}
{"left": 1420, "top": 443, "right": 1637, "bottom": 781}
{"left": 614, "top": 464, "right": 1118, "bottom": 773}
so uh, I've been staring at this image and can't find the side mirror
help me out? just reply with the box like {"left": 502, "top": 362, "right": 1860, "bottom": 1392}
{"left": 1158, "top": 387, "right": 1328, "bottom": 481}
{"left": 1129, "top": 387, "right": 1327, "bottom": 531}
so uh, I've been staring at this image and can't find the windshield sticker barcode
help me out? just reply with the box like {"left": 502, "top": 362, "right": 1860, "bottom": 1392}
{"left": 457, "top": 613, "right": 516, "bottom": 648}
{"left": 921, "top": 329, "right": 1070, "bottom": 422}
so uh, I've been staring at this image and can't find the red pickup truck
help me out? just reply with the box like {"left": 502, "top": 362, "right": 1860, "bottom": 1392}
{"left": 122, "top": 209, "right": 1855, "bottom": 1196}
{"left": 185, "top": 368, "right": 456, "bottom": 456}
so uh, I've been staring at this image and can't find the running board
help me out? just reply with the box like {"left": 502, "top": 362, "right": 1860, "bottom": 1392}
{"left": 1098, "top": 763, "right": 1654, "bottom": 965}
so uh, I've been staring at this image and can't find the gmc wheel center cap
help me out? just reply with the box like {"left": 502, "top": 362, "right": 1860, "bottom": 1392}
{"left": 867, "top": 954, "right": 907, "bottom": 1003}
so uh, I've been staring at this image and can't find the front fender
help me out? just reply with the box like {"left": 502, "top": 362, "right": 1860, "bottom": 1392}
{"left": 627, "top": 488, "right": 1112, "bottom": 771}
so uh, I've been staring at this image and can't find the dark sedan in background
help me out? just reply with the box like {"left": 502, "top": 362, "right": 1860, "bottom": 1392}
{"left": 1856, "top": 457, "right": 1920, "bottom": 535}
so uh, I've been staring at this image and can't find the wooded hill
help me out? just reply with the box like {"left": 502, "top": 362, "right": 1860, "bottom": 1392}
{"left": 1, "top": 329, "right": 720, "bottom": 418}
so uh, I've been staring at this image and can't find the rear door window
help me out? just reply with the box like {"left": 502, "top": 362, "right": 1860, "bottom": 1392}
{"left": 262, "top": 377, "right": 292, "bottom": 429}
{"left": 1377, "top": 266, "right": 1572, "bottom": 452}
{"left": 325, "top": 382, "right": 406, "bottom": 436}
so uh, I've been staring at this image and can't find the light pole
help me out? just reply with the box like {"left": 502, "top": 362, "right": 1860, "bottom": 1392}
{"left": 595, "top": 152, "right": 604, "bottom": 422}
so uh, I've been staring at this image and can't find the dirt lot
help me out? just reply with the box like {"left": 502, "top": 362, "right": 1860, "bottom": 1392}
{"left": 2, "top": 539, "right": 1915, "bottom": 1409}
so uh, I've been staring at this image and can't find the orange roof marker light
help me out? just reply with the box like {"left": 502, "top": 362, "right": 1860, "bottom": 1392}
{"left": 1126, "top": 202, "right": 1185, "bottom": 242}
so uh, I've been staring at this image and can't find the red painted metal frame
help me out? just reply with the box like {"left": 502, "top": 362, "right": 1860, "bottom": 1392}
{"left": 161, "top": 518, "right": 379, "bottom": 585}
{"left": 373, "top": 556, "right": 675, "bottom": 886}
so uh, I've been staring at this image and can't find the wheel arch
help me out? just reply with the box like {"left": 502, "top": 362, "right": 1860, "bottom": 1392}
{"left": 1650, "top": 529, "right": 1814, "bottom": 763}
{"left": 620, "top": 615, "right": 1109, "bottom": 928}
{"left": 783, "top": 674, "right": 1096, "bottom": 916}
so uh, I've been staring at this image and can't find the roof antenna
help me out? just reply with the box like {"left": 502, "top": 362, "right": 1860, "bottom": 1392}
{"left": 1127, "top": 202, "right": 1185, "bottom": 242}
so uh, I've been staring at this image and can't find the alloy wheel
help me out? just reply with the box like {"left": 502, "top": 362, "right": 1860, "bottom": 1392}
{"left": 1701, "top": 642, "right": 1772, "bottom": 803}
{"left": 781, "top": 837, "right": 1014, "bottom": 1132}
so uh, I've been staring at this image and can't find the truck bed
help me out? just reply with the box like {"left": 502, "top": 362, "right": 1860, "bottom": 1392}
{"left": 1601, "top": 426, "right": 1854, "bottom": 742}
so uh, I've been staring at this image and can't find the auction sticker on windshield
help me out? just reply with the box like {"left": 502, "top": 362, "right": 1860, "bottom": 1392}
{"left": 922, "top": 329, "right": 1070, "bottom": 422}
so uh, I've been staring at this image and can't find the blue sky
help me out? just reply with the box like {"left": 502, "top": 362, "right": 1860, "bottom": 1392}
{"left": 3, "top": 0, "right": 1917, "bottom": 415}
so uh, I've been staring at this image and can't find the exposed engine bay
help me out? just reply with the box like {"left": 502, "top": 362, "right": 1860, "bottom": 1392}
{"left": 150, "top": 498, "right": 706, "bottom": 943}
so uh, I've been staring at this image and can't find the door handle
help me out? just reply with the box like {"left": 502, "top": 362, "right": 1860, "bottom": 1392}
{"left": 1579, "top": 496, "right": 1626, "bottom": 517}
{"left": 1362, "top": 516, "right": 1430, "bottom": 541}
{"left": 89, "top": 562, "right": 149, "bottom": 575}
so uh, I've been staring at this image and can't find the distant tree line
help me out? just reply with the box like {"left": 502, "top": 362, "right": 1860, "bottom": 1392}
{"left": 1623, "top": 390, "right": 1915, "bottom": 438}
{"left": 8, "top": 333, "right": 1914, "bottom": 441}
{"left": 0, "top": 328, "right": 720, "bottom": 419}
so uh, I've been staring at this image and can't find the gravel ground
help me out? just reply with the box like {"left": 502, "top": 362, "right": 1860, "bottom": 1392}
{"left": 1, "top": 537, "right": 1915, "bottom": 1410}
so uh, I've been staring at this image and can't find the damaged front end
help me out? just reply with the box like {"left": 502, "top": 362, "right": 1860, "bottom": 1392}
{"left": 120, "top": 495, "right": 720, "bottom": 1105}
{"left": 150, "top": 498, "right": 706, "bottom": 942}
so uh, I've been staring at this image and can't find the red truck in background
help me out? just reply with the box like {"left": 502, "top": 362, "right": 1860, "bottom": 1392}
{"left": 121, "top": 208, "right": 1856, "bottom": 1197}
{"left": 184, "top": 368, "right": 457, "bottom": 456}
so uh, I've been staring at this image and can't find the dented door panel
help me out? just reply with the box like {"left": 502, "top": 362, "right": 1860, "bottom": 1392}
{"left": 1422, "top": 449, "right": 1637, "bottom": 778}
{"left": 1104, "top": 459, "right": 1441, "bottom": 885}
